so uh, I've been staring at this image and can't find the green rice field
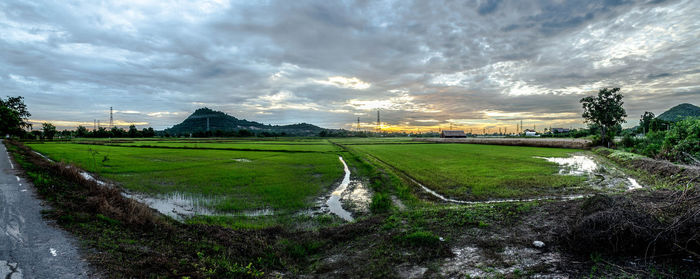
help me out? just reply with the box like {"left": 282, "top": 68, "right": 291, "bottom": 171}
{"left": 28, "top": 142, "right": 342, "bottom": 212}
{"left": 347, "top": 142, "right": 587, "bottom": 200}
{"left": 27, "top": 138, "right": 590, "bottom": 215}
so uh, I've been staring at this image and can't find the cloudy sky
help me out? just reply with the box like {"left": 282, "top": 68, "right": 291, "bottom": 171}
{"left": 1, "top": 0, "right": 698, "bottom": 132}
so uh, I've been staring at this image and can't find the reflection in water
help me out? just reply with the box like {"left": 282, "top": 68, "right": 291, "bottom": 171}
{"left": 326, "top": 156, "right": 354, "bottom": 221}
{"left": 122, "top": 191, "right": 274, "bottom": 221}
{"left": 537, "top": 155, "right": 644, "bottom": 191}
{"left": 536, "top": 156, "right": 598, "bottom": 175}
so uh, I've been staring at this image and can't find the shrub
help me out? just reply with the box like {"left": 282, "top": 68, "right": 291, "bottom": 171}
{"left": 398, "top": 230, "right": 441, "bottom": 247}
{"left": 661, "top": 118, "right": 700, "bottom": 164}
{"left": 370, "top": 192, "right": 392, "bottom": 213}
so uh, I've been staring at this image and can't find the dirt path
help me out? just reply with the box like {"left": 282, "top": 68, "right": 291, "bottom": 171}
{"left": 0, "top": 140, "right": 91, "bottom": 278}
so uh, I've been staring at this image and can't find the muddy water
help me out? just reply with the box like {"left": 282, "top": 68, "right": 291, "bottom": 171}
{"left": 537, "top": 154, "right": 644, "bottom": 191}
{"left": 537, "top": 155, "right": 598, "bottom": 175}
{"left": 121, "top": 192, "right": 276, "bottom": 221}
{"left": 325, "top": 157, "right": 355, "bottom": 221}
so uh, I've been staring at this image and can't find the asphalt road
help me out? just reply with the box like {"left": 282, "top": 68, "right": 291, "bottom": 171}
{"left": 0, "top": 140, "right": 91, "bottom": 278}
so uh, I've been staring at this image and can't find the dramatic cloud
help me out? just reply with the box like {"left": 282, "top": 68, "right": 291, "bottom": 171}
{"left": 1, "top": 0, "right": 698, "bottom": 131}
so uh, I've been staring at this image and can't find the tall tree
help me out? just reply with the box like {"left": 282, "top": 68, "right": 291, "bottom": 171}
{"left": 580, "top": 88, "right": 627, "bottom": 147}
{"left": 0, "top": 96, "right": 32, "bottom": 137}
{"left": 128, "top": 124, "right": 139, "bottom": 138}
{"left": 76, "top": 125, "right": 88, "bottom": 137}
{"left": 639, "top": 111, "right": 655, "bottom": 134}
{"left": 42, "top": 122, "right": 57, "bottom": 140}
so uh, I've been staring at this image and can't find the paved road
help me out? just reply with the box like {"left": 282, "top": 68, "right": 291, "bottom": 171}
{"left": 0, "top": 140, "right": 91, "bottom": 278}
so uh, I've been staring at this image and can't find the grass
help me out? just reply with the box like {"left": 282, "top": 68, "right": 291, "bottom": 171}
{"left": 349, "top": 143, "right": 588, "bottom": 200}
{"left": 27, "top": 142, "right": 343, "bottom": 212}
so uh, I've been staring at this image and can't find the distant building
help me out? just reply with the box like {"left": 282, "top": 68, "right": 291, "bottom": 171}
{"left": 440, "top": 130, "right": 466, "bottom": 138}
{"left": 523, "top": 129, "right": 538, "bottom": 137}
{"left": 551, "top": 128, "right": 570, "bottom": 134}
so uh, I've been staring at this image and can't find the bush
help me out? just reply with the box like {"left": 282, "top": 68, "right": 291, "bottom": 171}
{"left": 621, "top": 134, "right": 636, "bottom": 148}
{"left": 661, "top": 118, "right": 700, "bottom": 164}
{"left": 398, "top": 230, "right": 441, "bottom": 247}
{"left": 370, "top": 193, "right": 392, "bottom": 213}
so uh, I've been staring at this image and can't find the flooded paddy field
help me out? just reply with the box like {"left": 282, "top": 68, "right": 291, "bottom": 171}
{"left": 15, "top": 138, "right": 698, "bottom": 278}
{"left": 26, "top": 141, "right": 345, "bottom": 222}
{"left": 347, "top": 143, "right": 629, "bottom": 202}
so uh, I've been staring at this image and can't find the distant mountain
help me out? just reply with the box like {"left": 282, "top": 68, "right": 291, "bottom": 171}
{"left": 657, "top": 103, "right": 700, "bottom": 122}
{"left": 164, "top": 108, "right": 324, "bottom": 136}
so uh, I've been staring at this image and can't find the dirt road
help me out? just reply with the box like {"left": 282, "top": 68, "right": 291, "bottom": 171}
{"left": 0, "top": 140, "right": 91, "bottom": 278}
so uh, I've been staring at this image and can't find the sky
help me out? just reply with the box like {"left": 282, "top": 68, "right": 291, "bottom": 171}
{"left": 1, "top": 0, "right": 699, "bottom": 133}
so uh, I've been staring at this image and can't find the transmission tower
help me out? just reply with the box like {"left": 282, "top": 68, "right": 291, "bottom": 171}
{"left": 109, "top": 107, "right": 113, "bottom": 129}
{"left": 376, "top": 110, "right": 380, "bottom": 132}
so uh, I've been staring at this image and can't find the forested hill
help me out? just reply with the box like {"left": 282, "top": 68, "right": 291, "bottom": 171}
{"left": 657, "top": 103, "right": 700, "bottom": 121}
{"left": 164, "top": 107, "right": 324, "bottom": 136}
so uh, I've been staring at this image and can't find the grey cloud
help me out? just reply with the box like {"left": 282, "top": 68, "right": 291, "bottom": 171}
{"left": 0, "top": 0, "right": 698, "bottom": 130}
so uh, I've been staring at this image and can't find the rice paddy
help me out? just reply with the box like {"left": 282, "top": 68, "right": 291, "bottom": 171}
{"left": 27, "top": 138, "right": 593, "bottom": 217}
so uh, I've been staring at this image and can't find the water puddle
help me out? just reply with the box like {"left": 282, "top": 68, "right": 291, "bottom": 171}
{"left": 121, "top": 191, "right": 274, "bottom": 221}
{"left": 325, "top": 157, "right": 354, "bottom": 221}
{"left": 537, "top": 154, "right": 644, "bottom": 191}
{"left": 306, "top": 156, "right": 372, "bottom": 222}
{"left": 233, "top": 158, "right": 252, "bottom": 162}
{"left": 536, "top": 155, "right": 598, "bottom": 175}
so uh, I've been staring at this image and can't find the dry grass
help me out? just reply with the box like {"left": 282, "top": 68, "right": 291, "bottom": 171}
{"left": 560, "top": 184, "right": 700, "bottom": 258}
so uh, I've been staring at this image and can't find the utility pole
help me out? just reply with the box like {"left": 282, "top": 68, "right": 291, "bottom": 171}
{"left": 206, "top": 117, "right": 210, "bottom": 131}
{"left": 93, "top": 119, "right": 96, "bottom": 131}
{"left": 357, "top": 117, "right": 360, "bottom": 131}
{"left": 97, "top": 120, "right": 100, "bottom": 129}
{"left": 520, "top": 120, "right": 523, "bottom": 133}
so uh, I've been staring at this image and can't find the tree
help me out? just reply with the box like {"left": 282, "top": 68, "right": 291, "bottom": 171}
{"left": 580, "top": 88, "right": 627, "bottom": 147}
{"left": 141, "top": 127, "right": 155, "bottom": 137}
{"left": 76, "top": 125, "right": 88, "bottom": 137}
{"left": 128, "top": 125, "right": 139, "bottom": 138}
{"left": 110, "top": 126, "right": 126, "bottom": 137}
{"left": 0, "top": 96, "right": 32, "bottom": 137}
{"left": 639, "top": 111, "right": 655, "bottom": 134}
{"left": 42, "top": 122, "right": 57, "bottom": 140}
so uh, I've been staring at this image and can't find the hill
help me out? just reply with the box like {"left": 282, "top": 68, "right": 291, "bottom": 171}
{"left": 164, "top": 107, "right": 324, "bottom": 136}
{"left": 657, "top": 103, "right": 700, "bottom": 122}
